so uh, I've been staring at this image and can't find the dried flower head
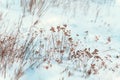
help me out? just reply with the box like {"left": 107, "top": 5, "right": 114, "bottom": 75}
{"left": 50, "top": 27, "right": 55, "bottom": 32}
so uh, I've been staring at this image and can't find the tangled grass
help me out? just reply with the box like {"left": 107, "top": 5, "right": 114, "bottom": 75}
{"left": 0, "top": 21, "right": 120, "bottom": 80}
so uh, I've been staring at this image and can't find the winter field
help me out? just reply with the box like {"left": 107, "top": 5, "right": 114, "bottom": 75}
{"left": 0, "top": 0, "right": 120, "bottom": 80}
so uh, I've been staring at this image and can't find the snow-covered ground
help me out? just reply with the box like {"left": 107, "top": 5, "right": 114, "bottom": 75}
{"left": 0, "top": 0, "right": 120, "bottom": 80}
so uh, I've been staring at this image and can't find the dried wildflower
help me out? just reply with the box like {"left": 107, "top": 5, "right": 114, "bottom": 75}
{"left": 60, "top": 27, "right": 65, "bottom": 31}
{"left": 60, "top": 50, "right": 64, "bottom": 54}
{"left": 91, "top": 64, "right": 95, "bottom": 68}
{"left": 70, "top": 48, "right": 74, "bottom": 52}
{"left": 87, "top": 69, "right": 91, "bottom": 75}
{"left": 43, "top": 58, "right": 47, "bottom": 62}
{"left": 68, "top": 37, "right": 73, "bottom": 42}
{"left": 64, "top": 31, "right": 70, "bottom": 36}
{"left": 50, "top": 27, "right": 55, "bottom": 32}
{"left": 63, "top": 24, "right": 67, "bottom": 27}
{"left": 94, "top": 56, "right": 101, "bottom": 60}
{"left": 57, "top": 26, "right": 61, "bottom": 32}
{"left": 92, "top": 49, "right": 99, "bottom": 54}
{"left": 107, "top": 37, "right": 111, "bottom": 43}
{"left": 45, "top": 66, "right": 49, "bottom": 69}
{"left": 56, "top": 40, "right": 61, "bottom": 46}
{"left": 56, "top": 58, "right": 62, "bottom": 63}
{"left": 35, "top": 51, "right": 39, "bottom": 54}
{"left": 85, "top": 51, "right": 92, "bottom": 58}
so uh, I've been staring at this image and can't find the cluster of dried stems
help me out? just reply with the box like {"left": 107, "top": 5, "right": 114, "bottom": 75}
{"left": 0, "top": 21, "right": 120, "bottom": 79}
{"left": 19, "top": 0, "right": 115, "bottom": 17}
{"left": 0, "top": 0, "right": 117, "bottom": 80}
{"left": 0, "top": 21, "right": 76, "bottom": 79}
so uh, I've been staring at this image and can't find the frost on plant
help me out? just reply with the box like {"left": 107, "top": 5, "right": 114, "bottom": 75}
{"left": 0, "top": 0, "right": 120, "bottom": 80}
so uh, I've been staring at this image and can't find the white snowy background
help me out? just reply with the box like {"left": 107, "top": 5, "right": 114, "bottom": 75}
{"left": 0, "top": 0, "right": 120, "bottom": 80}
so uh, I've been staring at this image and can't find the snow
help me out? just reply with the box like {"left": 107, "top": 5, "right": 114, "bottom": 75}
{"left": 0, "top": 0, "right": 120, "bottom": 80}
